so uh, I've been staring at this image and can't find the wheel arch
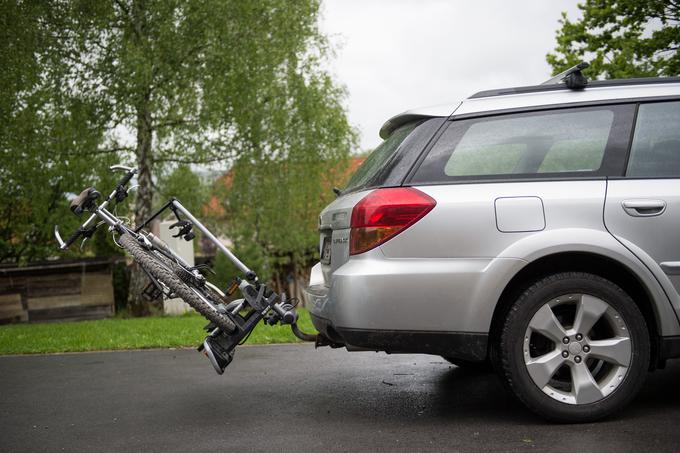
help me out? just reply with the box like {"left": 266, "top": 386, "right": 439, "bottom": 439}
{"left": 488, "top": 251, "right": 665, "bottom": 369}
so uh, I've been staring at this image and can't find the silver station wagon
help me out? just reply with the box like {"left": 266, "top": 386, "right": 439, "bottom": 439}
{"left": 304, "top": 65, "right": 680, "bottom": 422}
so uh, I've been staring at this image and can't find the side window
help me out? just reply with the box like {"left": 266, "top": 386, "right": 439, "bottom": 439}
{"left": 410, "top": 105, "right": 632, "bottom": 183}
{"left": 627, "top": 101, "right": 680, "bottom": 177}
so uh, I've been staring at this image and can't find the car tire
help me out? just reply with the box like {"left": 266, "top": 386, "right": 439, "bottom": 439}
{"left": 499, "top": 272, "right": 649, "bottom": 423}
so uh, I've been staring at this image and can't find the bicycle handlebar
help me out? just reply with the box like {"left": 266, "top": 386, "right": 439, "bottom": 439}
{"left": 55, "top": 163, "right": 137, "bottom": 250}
{"left": 116, "top": 170, "right": 135, "bottom": 188}
{"left": 62, "top": 227, "right": 85, "bottom": 249}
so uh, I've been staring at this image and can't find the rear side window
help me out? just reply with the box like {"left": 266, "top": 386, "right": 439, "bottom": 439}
{"left": 343, "top": 122, "right": 418, "bottom": 194}
{"left": 410, "top": 105, "right": 633, "bottom": 183}
{"left": 627, "top": 101, "right": 680, "bottom": 177}
{"left": 343, "top": 118, "right": 444, "bottom": 194}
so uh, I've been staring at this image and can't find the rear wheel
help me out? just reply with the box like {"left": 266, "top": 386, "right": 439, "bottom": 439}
{"left": 119, "top": 233, "right": 236, "bottom": 333}
{"left": 499, "top": 272, "right": 649, "bottom": 422}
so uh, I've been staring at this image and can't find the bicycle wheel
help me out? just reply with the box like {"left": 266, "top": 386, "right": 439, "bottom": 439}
{"left": 119, "top": 232, "right": 236, "bottom": 333}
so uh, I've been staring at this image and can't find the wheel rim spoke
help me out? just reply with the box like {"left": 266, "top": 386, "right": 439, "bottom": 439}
{"left": 571, "top": 363, "right": 604, "bottom": 404}
{"left": 526, "top": 350, "right": 565, "bottom": 388}
{"left": 573, "top": 294, "right": 608, "bottom": 336}
{"left": 588, "top": 337, "right": 631, "bottom": 367}
{"left": 528, "top": 304, "right": 567, "bottom": 344}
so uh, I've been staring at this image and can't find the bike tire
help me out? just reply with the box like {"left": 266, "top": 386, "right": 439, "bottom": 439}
{"left": 119, "top": 233, "right": 236, "bottom": 333}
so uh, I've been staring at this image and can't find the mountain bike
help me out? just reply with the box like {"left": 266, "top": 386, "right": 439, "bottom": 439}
{"left": 55, "top": 164, "right": 316, "bottom": 374}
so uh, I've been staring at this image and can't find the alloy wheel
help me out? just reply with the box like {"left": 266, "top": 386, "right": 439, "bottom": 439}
{"left": 523, "top": 293, "right": 631, "bottom": 405}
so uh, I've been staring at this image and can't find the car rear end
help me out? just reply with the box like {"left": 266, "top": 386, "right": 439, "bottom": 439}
{"left": 304, "top": 113, "right": 473, "bottom": 353}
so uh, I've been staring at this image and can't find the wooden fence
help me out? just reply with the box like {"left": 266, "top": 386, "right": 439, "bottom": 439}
{"left": 0, "top": 258, "right": 117, "bottom": 323}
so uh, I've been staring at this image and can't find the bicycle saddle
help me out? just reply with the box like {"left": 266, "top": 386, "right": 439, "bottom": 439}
{"left": 70, "top": 187, "right": 101, "bottom": 216}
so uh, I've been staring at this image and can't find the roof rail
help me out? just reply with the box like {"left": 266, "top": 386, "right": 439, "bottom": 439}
{"left": 468, "top": 76, "right": 680, "bottom": 99}
{"left": 541, "top": 61, "right": 589, "bottom": 89}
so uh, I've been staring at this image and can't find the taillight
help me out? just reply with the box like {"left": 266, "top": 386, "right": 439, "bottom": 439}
{"left": 350, "top": 187, "right": 436, "bottom": 255}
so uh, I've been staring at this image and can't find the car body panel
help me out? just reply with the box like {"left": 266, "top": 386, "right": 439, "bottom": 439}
{"left": 307, "top": 248, "right": 523, "bottom": 333}
{"left": 380, "top": 181, "right": 607, "bottom": 259}
{"left": 307, "top": 179, "right": 680, "bottom": 339}
{"left": 605, "top": 179, "right": 680, "bottom": 323}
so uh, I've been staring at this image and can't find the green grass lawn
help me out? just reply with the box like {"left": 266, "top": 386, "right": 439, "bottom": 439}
{"left": 0, "top": 308, "right": 315, "bottom": 355}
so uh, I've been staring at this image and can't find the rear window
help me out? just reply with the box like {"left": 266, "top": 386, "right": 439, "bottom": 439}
{"left": 410, "top": 105, "right": 630, "bottom": 183}
{"left": 343, "top": 122, "right": 418, "bottom": 194}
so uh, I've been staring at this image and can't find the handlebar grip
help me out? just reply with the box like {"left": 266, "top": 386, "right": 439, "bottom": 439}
{"left": 117, "top": 170, "right": 135, "bottom": 188}
{"left": 63, "top": 227, "right": 83, "bottom": 249}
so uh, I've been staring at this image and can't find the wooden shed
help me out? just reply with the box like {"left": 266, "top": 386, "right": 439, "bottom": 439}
{"left": 0, "top": 258, "right": 117, "bottom": 324}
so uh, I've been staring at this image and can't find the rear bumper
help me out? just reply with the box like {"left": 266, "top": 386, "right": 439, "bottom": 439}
{"left": 304, "top": 254, "right": 524, "bottom": 331}
{"left": 308, "top": 310, "right": 488, "bottom": 360}
{"left": 302, "top": 255, "right": 522, "bottom": 360}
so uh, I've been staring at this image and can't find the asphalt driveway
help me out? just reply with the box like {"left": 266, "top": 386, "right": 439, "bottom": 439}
{"left": 1, "top": 344, "right": 679, "bottom": 452}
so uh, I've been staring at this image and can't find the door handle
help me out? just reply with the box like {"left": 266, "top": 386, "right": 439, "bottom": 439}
{"left": 621, "top": 199, "right": 667, "bottom": 217}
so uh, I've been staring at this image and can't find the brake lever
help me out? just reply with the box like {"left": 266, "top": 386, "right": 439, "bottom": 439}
{"left": 79, "top": 237, "right": 89, "bottom": 251}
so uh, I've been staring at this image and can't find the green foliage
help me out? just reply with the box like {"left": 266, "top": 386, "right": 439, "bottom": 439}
{"left": 156, "top": 165, "right": 208, "bottom": 215}
{"left": 1, "top": 0, "right": 355, "bottom": 277}
{"left": 208, "top": 252, "right": 231, "bottom": 288}
{"left": 198, "top": 2, "right": 357, "bottom": 284}
{"left": 0, "top": 0, "right": 118, "bottom": 262}
{"left": 224, "top": 149, "right": 352, "bottom": 282}
{"left": 207, "top": 238, "right": 275, "bottom": 288}
{"left": 547, "top": 0, "right": 680, "bottom": 78}
{"left": 41, "top": 0, "right": 351, "bottom": 170}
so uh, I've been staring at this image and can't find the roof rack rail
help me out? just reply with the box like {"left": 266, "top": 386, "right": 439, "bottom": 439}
{"left": 469, "top": 74, "right": 680, "bottom": 100}
{"left": 541, "top": 61, "right": 589, "bottom": 89}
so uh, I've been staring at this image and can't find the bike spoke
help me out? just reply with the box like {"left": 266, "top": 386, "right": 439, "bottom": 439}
{"left": 529, "top": 304, "right": 568, "bottom": 344}
{"left": 573, "top": 294, "right": 608, "bottom": 336}
{"left": 526, "top": 350, "right": 566, "bottom": 388}
{"left": 588, "top": 337, "right": 631, "bottom": 367}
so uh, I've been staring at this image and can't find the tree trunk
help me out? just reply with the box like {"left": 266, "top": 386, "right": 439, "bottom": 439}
{"left": 125, "top": 1, "right": 158, "bottom": 316}
{"left": 126, "top": 94, "right": 156, "bottom": 315}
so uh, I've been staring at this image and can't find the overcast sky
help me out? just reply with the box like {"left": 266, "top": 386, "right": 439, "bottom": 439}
{"left": 319, "top": 0, "right": 582, "bottom": 150}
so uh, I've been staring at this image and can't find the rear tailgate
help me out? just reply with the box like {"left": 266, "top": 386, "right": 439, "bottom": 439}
{"left": 313, "top": 117, "right": 449, "bottom": 287}
{"left": 318, "top": 190, "right": 373, "bottom": 286}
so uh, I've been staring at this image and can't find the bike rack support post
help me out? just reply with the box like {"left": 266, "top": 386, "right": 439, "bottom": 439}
{"left": 171, "top": 199, "right": 255, "bottom": 279}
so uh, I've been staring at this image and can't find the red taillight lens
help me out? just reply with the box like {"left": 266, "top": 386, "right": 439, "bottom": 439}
{"left": 349, "top": 187, "right": 436, "bottom": 255}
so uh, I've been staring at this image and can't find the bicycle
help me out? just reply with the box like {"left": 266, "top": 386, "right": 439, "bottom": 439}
{"left": 55, "top": 164, "right": 317, "bottom": 374}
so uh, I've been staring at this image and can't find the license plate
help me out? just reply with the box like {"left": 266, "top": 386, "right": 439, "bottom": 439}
{"left": 321, "top": 236, "right": 332, "bottom": 265}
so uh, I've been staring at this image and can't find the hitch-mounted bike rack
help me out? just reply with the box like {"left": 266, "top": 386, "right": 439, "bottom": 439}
{"left": 55, "top": 164, "right": 320, "bottom": 375}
